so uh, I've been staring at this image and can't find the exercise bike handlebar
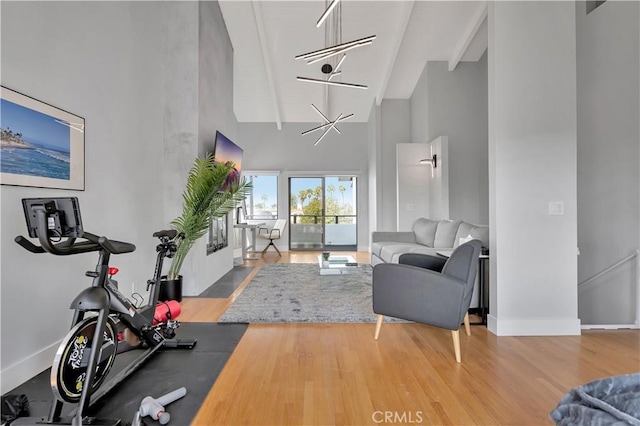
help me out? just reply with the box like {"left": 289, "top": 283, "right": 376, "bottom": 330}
{"left": 14, "top": 235, "right": 47, "bottom": 253}
{"left": 15, "top": 207, "right": 179, "bottom": 256}
{"left": 15, "top": 229, "right": 136, "bottom": 256}
{"left": 15, "top": 233, "right": 136, "bottom": 256}
{"left": 98, "top": 236, "right": 136, "bottom": 255}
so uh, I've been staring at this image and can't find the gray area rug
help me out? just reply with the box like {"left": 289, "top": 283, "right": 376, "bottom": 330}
{"left": 218, "top": 263, "right": 405, "bottom": 323}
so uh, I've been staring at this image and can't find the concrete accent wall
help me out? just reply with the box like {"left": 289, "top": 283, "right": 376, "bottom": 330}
{"left": 236, "top": 122, "right": 370, "bottom": 250}
{"left": 198, "top": 0, "right": 236, "bottom": 158}
{"left": 380, "top": 99, "right": 411, "bottom": 231}
{"left": 575, "top": 0, "right": 640, "bottom": 324}
{"left": 158, "top": 1, "right": 239, "bottom": 297}
{"left": 161, "top": 2, "right": 201, "bottom": 296}
{"left": 162, "top": 2, "right": 199, "bottom": 227}
{"left": 488, "top": 1, "right": 580, "bottom": 336}
{"left": 194, "top": 0, "right": 239, "bottom": 295}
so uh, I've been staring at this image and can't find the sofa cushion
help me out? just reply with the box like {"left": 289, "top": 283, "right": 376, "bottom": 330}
{"left": 433, "top": 220, "right": 462, "bottom": 248}
{"left": 412, "top": 218, "right": 439, "bottom": 247}
{"left": 379, "top": 243, "right": 425, "bottom": 263}
{"left": 371, "top": 241, "right": 387, "bottom": 258}
{"left": 454, "top": 222, "right": 473, "bottom": 247}
{"left": 470, "top": 225, "right": 489, "bottom": 247}
{"left": 454, "top": 222, "right": 489, "bottom": 248}
{"left": 407, "top": 246, "right": 442, "bottom": 257}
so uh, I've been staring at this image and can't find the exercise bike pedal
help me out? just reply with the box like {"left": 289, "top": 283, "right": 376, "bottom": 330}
{"left": 163, "top": 338, "right": 197, "bottom": 349}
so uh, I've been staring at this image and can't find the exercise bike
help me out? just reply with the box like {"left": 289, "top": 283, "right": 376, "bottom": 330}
{"left": 13, "top": 197, "right": 197, "bottom": 426}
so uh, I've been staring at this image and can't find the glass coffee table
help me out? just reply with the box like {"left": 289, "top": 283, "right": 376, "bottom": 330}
{"left": 318, "top": 255, "right": 358, "bottom": 275}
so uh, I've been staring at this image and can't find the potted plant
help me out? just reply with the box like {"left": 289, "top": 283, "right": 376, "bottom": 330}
{"left": 160, "top": 154, "right": 251, "bottom": 300}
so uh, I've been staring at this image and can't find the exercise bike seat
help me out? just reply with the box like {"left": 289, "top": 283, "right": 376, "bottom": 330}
{"left": 153, "top": 229, "right": 178, "bottom": 239}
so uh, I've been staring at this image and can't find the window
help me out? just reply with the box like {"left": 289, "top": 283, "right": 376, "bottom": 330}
{"left": 244, "top": 173, "right": 278, "bottom": 220}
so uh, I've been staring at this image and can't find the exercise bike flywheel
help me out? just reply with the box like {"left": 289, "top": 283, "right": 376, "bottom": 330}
{"left": 51, "top": 316, "right": 118, "bottom": 403}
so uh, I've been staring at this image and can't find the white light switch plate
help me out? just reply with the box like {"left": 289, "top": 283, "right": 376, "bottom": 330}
{"left": 549, "top": 201, "right": 564, "bottom": 215}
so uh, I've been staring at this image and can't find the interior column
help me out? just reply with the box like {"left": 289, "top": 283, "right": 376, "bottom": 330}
{"left": 487, "top": 1, "right": 580, "bottom": 335}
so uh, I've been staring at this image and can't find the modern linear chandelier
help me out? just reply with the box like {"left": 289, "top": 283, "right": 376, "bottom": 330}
{"left": 298, "top": 0, "right": 375, "bottom": 145}
{"left": 303, "top": 104, "right": 354, "bottom": 146}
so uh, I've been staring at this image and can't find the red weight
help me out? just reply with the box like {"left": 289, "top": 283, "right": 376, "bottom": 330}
{"left": 153, "top": 300, "right": 181, "bottom": 325}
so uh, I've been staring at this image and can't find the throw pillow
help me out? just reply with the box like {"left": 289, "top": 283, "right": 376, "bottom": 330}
{"left": 469, "top": 225, "right": 489, "bottom": 248}
{"left": 434, "top": 220, "right": 462, "bottom": 247}
{"left": 413, "top": 218, "right": 438, "bottom": 247}
{"left": 454, "top": 222, "right": 474, "bottom": 247}
{"left": 454, "top": 222, "right": 489, "bottom": 248}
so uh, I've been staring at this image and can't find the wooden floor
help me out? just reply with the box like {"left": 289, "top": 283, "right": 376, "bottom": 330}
{"left": 181, "top": 251, "right": 640, "bottom": 426}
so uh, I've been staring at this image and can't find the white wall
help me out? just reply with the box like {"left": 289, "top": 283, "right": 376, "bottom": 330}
{"left": 236, "top": 122, "right": 370, "bottom": 251}
{"left": 575, "top": 0, "right": 640, "bottom": 324}
{"left": 426, "top": 54, "right": 488, "bottom": 225}
{"left": 488, "top": 1, "right": 580, "bottom": 336}
{"left": 0, "top": 0, "right": 238, "bottom": 392}
{"left": 379, "top": 99, "right": 411, "bottom": 231}
{"left": 1, "top": 1, "right": 169, "bottom": 392}
{"left": 396, "top": 143, "right": 430, "bottom": 230}
{"left": 410, "top": 55, "right": 488, "bottom": 225}
{"left": 367, "top": 101, "right": 382, "bottom": 239}
{"left": 410, "top": 65, "right": 429, "bottom": 146}
{"left": 427, "top": 136, "right": 450, "bottom": 221}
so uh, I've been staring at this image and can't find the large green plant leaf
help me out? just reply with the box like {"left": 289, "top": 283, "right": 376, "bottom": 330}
{"left": 167, "top": 154, "right": 251, "bottom": 279}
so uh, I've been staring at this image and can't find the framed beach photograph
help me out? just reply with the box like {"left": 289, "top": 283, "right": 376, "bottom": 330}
{"left": 1, "top": 86, "right": 85, "bottom": 190}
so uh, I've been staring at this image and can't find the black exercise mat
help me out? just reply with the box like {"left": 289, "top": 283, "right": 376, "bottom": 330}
{"left": 196, "top": 266, "right": 254, "bottom": 298}
{"left": 3, "top": 322, "right": 247, "bottom": 424}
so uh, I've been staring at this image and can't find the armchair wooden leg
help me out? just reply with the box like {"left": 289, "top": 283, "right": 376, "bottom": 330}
{"left": 451, "top": 329, "right": 461, "bottom": 363}
{"left": 374, "top": 315, "right": 384, "bottom": 340}
{"left": 463, "top": 312, "right": 471, "bottom": 336}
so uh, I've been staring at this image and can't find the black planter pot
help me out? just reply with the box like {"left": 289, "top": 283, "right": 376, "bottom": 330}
{"left": 159, "top": 275, "right": 183, "bottom": 302}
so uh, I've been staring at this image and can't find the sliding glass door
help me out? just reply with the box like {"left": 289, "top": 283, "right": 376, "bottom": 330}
{"left": 325, "top": 176, "right": 357, "bottom": 250}
{"left": 289, "top": 177, "right": 324, "bottom": 250}
{"left": 289, "top": 176, "right": 357, "bottom": 251}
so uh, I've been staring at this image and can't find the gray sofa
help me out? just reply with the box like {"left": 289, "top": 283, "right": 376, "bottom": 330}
{"left": 371, "top": 218, "right": 489, "bottom": 266}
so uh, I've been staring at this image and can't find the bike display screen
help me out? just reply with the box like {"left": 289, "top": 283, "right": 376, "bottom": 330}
{"left": 22, "top": 197, "right": 84, "bottom": 238}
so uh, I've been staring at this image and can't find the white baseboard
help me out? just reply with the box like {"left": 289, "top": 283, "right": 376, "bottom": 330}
{"left": 487, "top": 315, "right": 581, "bottom": 336}
{"left": 1, "top": 340, "right": 60, "bottom": 394}
{"left": 581, "top": 324, "right": 640, "bottom": 330}
{"left": 233, "top": 247, "right": 243, "bottom": 259}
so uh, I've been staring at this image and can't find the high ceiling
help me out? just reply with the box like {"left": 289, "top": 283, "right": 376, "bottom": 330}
{"left": 220, "top": 1, "right": 488, "bottom": 126}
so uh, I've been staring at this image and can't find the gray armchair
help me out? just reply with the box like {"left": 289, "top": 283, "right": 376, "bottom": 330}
{"left": 372, "top": 239, "right": 482, "bottom": 363}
